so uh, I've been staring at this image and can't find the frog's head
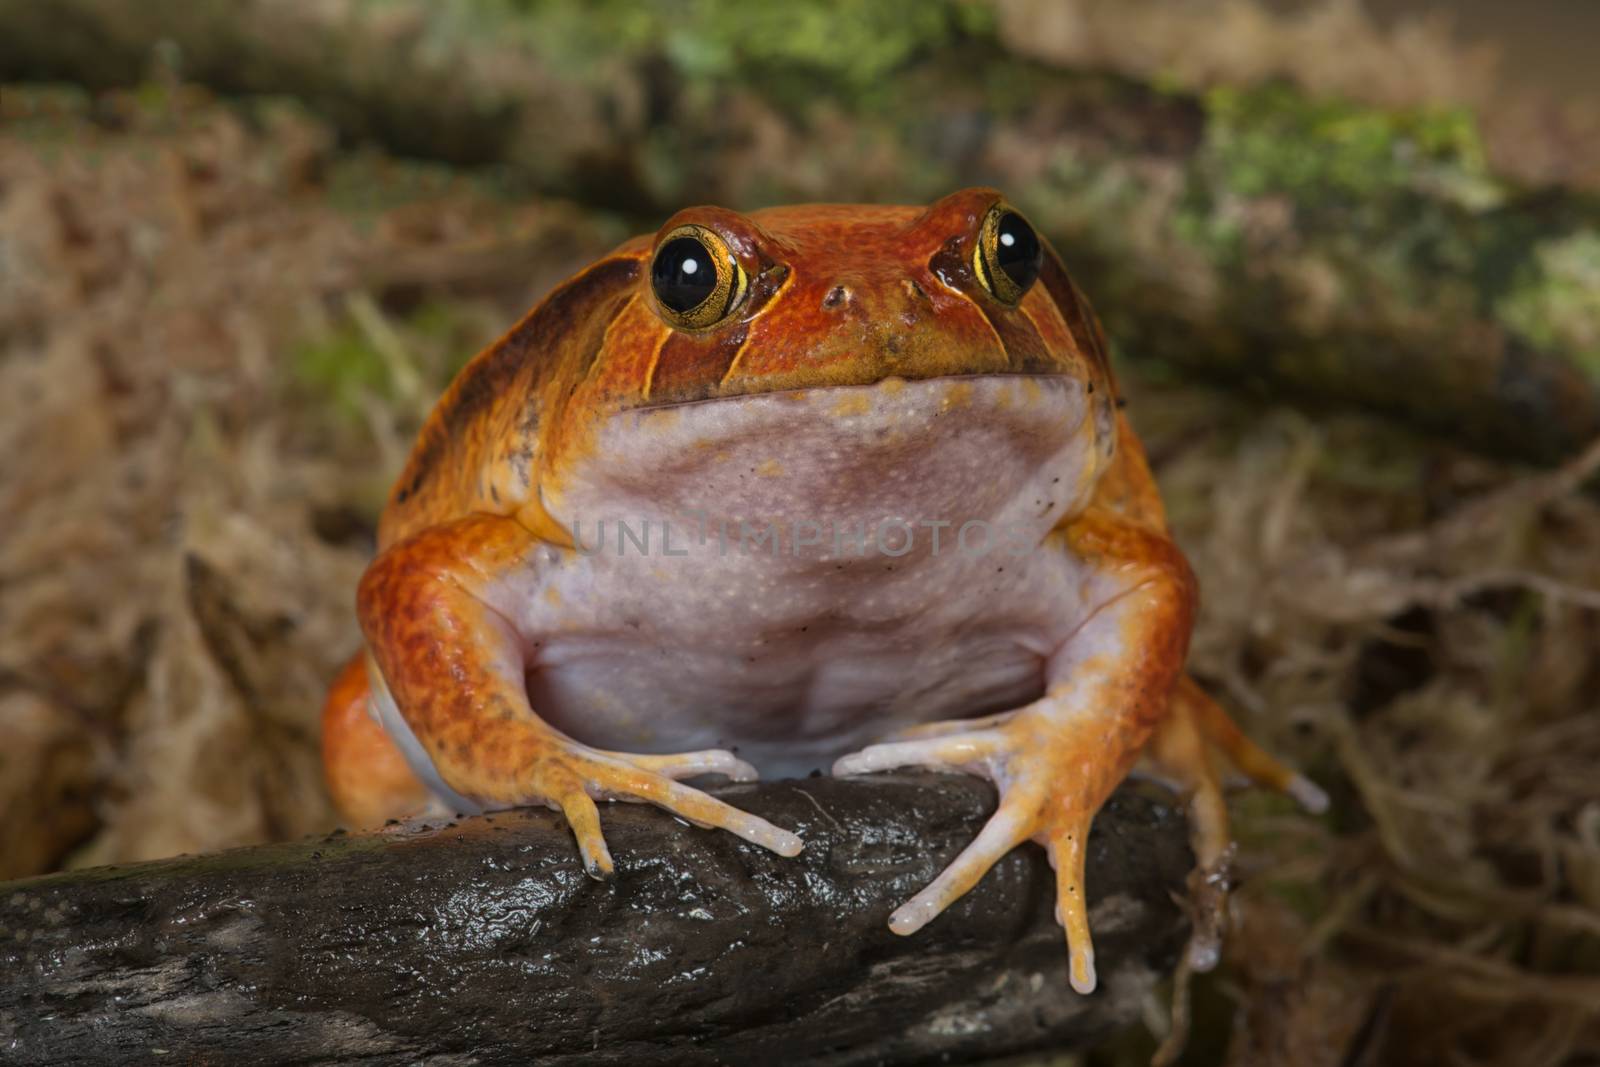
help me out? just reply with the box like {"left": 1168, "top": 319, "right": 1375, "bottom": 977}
{"left": 527, "top": 188, "right": 1118, "bottom": 523}
{"left": 618, "top": 186, "right": 1111, "bottom": 402}
{"left": 551, "top": 187, "right": 1108, "bottom": 405}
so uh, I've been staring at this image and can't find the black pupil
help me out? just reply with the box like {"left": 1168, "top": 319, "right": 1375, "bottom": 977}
{"left": 994, "top": 212, "right": 1041, "bottom": 291}
{"left": 653, "top": 236, "right": 719, "bottom": 313}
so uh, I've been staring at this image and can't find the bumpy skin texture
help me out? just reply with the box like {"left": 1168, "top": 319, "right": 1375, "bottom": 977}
{"left": 323, "top": 187, "right": 1324, "bottom": 994}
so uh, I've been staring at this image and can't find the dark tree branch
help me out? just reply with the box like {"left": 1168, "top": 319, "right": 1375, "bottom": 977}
{"left": 0, "top": 776, "right": 1191, "bottom": 1065}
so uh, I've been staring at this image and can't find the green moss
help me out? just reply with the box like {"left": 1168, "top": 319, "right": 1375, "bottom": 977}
{"left": 1146, "top": 81, "right": 1519, "bottom": 371}
{"left": 290, "top": 323, "right": 394, "bottom": 420}
{"left": 1200, "top": 83, "right": 1498, "bottom": 206}
{"left": 1170, "top": 195, "right": 1244, "bottom": 261}
{"left": 1496, "top": 230, "right": 1600, "bottom": 377}
{"left": 477, "top": 0, "right": 994, "bottom": 103}
{"left": 289, "top": 297, "right": 501, "bottom": 426}
{"left": 699, "top": 0, "right": 993, "bottom": 97}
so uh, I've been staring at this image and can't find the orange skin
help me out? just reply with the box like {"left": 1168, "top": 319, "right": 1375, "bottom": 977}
{"left": 322, "top": 188, "right": 1323, "bottom": 993}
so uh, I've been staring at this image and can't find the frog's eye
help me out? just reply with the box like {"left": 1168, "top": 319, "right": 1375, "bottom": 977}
{"left": 650, "top": 224, "right": 749, "bottom": 330}
{"left": 973, "top": 206, "right": 1043, "bottom": 305}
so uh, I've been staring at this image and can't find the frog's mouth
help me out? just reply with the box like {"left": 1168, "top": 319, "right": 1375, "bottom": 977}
{"left": 547, "top": 373, "right": 1109, "bottom": 553}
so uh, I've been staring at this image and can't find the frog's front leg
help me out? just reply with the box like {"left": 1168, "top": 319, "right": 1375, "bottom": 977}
{"left": 833, "top": 509, "right": 1317, "bottom": 994}
{"left": 359, "top": 514, "right": 802, "bottom": 876}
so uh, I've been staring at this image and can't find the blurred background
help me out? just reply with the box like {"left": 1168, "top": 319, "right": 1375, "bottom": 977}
{"left": 1, "top": 1, "right": 1597, "bottom": 1064}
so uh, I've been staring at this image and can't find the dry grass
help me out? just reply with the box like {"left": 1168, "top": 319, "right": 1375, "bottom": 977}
{"left": 0, "top": 84, "right": 617, "bottom": 869}
{"left": 1, "top": 86, "right": 1595, "bottom": 1065}
{"left": 1125, "top": 389, "right": 1600, "bottom": 1065}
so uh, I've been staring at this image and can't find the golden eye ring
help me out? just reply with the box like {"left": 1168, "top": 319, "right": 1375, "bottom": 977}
{"left": 973, "top": 204, "right": 1043, "bottom": 305}
{"left": 650, "top": 224, "right": 749, "bottom": 330}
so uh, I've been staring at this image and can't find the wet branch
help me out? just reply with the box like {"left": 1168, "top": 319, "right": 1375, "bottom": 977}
{"left": 0, "top": 776, "right": 1190, "bottom": 1066}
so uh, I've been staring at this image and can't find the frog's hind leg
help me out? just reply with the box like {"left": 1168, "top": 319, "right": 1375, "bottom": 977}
{"left": 1181, "top": 677, "right": 1328, "bottom": 814}
{"left": 1143, "top": 675, "right": 1327, "bottom": 969}
{"left": 1146, "top": 675, "right": 1328, "bottom": 863}
{"left": 321, "top": 652, "right": 437, "bottom": 828}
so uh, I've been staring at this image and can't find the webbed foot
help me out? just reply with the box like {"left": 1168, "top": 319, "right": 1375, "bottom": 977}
{"left": 834, "top": 709, "right": 1109, "bottom": 993}
{"left": 834, "top": 679, "right": 1324, "bottom": 994}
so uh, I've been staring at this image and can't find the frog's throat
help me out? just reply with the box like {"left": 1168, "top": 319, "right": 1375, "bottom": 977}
{"left": 533, "top": 372, "right": 1112, "bottom": 550}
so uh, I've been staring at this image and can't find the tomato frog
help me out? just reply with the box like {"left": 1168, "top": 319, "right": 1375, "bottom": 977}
{"left": 322, "top": 187, "right": 1326, "bottom": 994}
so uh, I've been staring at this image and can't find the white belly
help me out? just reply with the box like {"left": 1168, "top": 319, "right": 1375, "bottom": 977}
{"left": 500, "top": 374, "right": 1107, "bottom": 777}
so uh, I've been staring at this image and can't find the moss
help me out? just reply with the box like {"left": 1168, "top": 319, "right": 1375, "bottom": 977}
{"left": 481, "top": 0, "right": 995, "bottom": 104}
{"left": 290, "top": 297, "right": 502, "bottom": 427}
{"left": 1496, "top": 229, "right": 1600, "bottom": 378}
{"left": 1166, "top": 83, "right": 1504, "bottom": 277}
{"left": 732, "top": 0, "right": 995, "bottom": 89}
{"left": 290, "top": 322, "right": 394, "bottom": 421}
{"left": 1200, "top": 83, "right": 1497, "bottom": 206}
{"left": 1170, "top": 195, "right": 1244, "bottom": 262}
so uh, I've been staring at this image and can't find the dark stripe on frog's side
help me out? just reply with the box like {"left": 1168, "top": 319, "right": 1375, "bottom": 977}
{"left": 379, "top": 256, "right": 641, "bottom": 549}
{"left": 1036, "top": 249, "right": 1119, "bottom": 460}
{"left": 1037, "top": 250, "right": 1114, "bottom": 386}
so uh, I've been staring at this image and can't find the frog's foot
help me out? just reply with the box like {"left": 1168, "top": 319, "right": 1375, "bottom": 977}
{"left": 1144, "top": 676, "right": 1327, "bottom": 862}
{"left": 833, "top": 680, "right": 1326, "bottom": 993}
{"left": 1141, "top": 676, "right": 1325, "bottom": 970}
{"left": 520, "top": 741, "right": 803, "bottom": 879}
{"left": 833, "top": 715, "right": 1107, "bottom": 994}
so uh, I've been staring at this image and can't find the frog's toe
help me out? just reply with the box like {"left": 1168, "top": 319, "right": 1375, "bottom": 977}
{"left": 610, "top": 747, "right": 760, "bottom": 783}
{"left": 881, "top": 711, "right": 1018, "bottom": 743}
{"left": 653, "top": 783, "right": 802, "bottom": 856}
{"left": 585, "top": 753, "right": 803, "bottom": 858}
{"left": 1178, "top": 676, "right": 1327, "bottom": 815}
{"left": 1286, "top": 773, "right": 1331, "bottom": 814}
{"left": 1042, "top": 812, "right": 1100, "bottom": 994}
{"left": 553, "top": 784, "right": 616, "bottom": 880}
{"left": 831, "top": 728, "right": 1005, "bottom": 777}
{"left": 887, "top": 799, "right": 1035, "bottom": 935}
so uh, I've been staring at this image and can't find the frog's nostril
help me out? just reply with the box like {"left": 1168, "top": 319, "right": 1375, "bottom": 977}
{"left": 822, "top": 285, "right": 850, "bottom": 310}
{"left": 904, "top": 278, "right": 931, "bottom": 303}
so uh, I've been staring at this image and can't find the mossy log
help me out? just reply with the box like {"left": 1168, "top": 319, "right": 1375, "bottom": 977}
{"left": 0, "top": 777, "right": 1191, "bottom": 1066}
{"left": 3, "top": 0, "right": 1597, "bottom": 463}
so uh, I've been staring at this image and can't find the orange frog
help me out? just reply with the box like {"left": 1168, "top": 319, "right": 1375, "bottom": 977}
{"left": 322, "top": 188, "right": 1325, "bottom": 993}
